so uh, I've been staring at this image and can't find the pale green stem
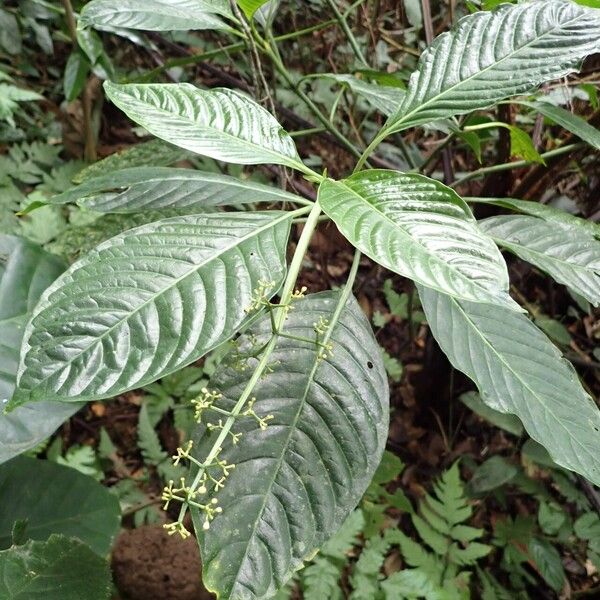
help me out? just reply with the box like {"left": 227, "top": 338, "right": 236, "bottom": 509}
{"left": 451, "top": 142, "right": 582, "bottom": 187}
{"left": 258, "top": 31, "right": 365, "bottom": 161}
{"left": 325, "top": 0, "right": 369, "bottom": 68}
{"left": 136, "top": 20, "right": 337, "bottom": 83}
{"left": 178, "top": 202, "right": 322, "bottom": 523}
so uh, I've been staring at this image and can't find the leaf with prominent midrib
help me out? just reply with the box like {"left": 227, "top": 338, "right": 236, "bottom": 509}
{"left": 0, "top": 235, "right": 82, "bottom": 465}
{"left": 385, "top": 1, "right": 600, "bottom": 135}
{"left": 192, "top": 291, "right": 389, "bottom": 600}
{"left": 318, "top": 170, "right": 516, "bottom": 309}
{"left": 79, "top": 0, "right": 232, "bottom": 32}
{"left": 467, "top": 196, "right": 600, "bottom": 238}
{"left": 419, "top": 285, "right": 600, "bottom": 486}
{"left": 49, "top": 167, "right": 306, "bottom": 213}
{"left": 9, "top": 212, "right": 292, "bottom": 408}
{"left": 480, "top": 215, "right": 600, "bottom": 306}
{"left": 0, "top": 456, "right": 120, "bottom": 556}
{"left": 104, "top": 82, "right": 303, "bottom": 170}
{"left": 0, "top": 535, "right": 111, "bottom": 600}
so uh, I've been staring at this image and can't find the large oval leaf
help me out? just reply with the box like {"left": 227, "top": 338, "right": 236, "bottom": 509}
{"left": 192, "top": 291, "right": 389, "bottom": 599}
{"left": 0, "top": 535, "right": 111, "bottom": 600}
{"left": 0, "top": 236, "right": 82, "bottom": 465}
{"left": 80, "top": 0, "right": 232, "bottom": 32}
{"left": 0, "top": 456, "right": 120, "bottom": 556}
{"left": 318, "top": 170, "right": 516, "bottom": 309}
{"left": 480, "top": 215, "right": 600, "bottom": 306}
{"left": 9, "top": 212, "right": 292, "bottom": 408}
{"left": 419, "top": 285, "right": 600, "bottom": 486}
{"left": 49, "top": 167, "right": 307, "bottom": 213}
{"left": 385, "top": 1, "right": 600, "bottom": 134}
{"left": 104, "top": 82, "right": 304, "bottom": 170}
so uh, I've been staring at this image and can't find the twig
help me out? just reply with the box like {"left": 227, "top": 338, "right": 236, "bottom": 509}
{"left": 325, "top": 0, "right": 369, "bottom": 68}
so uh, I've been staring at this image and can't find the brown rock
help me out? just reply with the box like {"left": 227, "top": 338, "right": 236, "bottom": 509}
{"left": 111, "top": 525, "right": 213, "bottom": 600}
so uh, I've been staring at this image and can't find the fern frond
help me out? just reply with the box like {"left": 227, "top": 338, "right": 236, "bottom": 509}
{"left": 303, "top": 557, "right": 343, "bottom": 600}
{"left": 137, "top": 404, "right": 167, "bottom": 466}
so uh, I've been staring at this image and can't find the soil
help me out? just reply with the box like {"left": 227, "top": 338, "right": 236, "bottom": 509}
{"left": 111, "top": 525, "right": 213, "bottom": 600}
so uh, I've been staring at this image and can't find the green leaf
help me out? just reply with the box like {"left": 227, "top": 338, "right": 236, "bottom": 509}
{"left": 469, "top": 456, "right": 519, "bottom": 494}
{"left": 372, "top": 450, "right": 405, "bottom": 486}
{"left": 575, "top": 512, "right": 600, "bottom": 539}
{"left": 382, "top": 350, "right": 403, "bottom": 382}
{"left": 63, "top": 51, "right": 89, "bottom": 102}
{"left": 528, "top": 537, "right": 565, "bottom": 592}
{"left": 0, "top": 236, "right": 81, "bottom": 465}
{"left": 534, "top": 316, "right": 572, "bottom": 346}
{"left": 459, "top": 391, "right": 524, "bottom": 436}
{"left": 73, "top": 139, "right": 189, "bottom": 184}
{"left": 137, "top": 404, "right": 167, "bottom": 466}
{"left": 49, "top": 167, "right": 306, "bottom": 213}
{"left": 413, "top": 515, "right": 450, "bottom": 555}
{"left": 384, "top": 1, "right": 600, "bottom": 135}
{"left": 318, "top": 74, "right": 405, "bottom": 116}
{"left": 303, "top": 557, "right": 342, "bottom": 600}
{"left": 467, "top": 196, "right": 600, "bottom": 238}
{"left": 538, "top": 502, "right": 567, "bottom": 535}
{"left": 319, "top": 170, "right": 515, "bottom": 309}
{"left": 419, "top": 286, "right": 600, "bottom": 487}
{"left": 192, "top": 291, "right": 389, "bottom": 600}
{"left": 393, "top": 531, "right": 443, "bottom": 581}
{"left": 383, "top": 569, "right": 450, "bottom": 599}
{"left": 10, "top": 211, "right": 292, "bottom": 407}
{"left": 104, "top": 82, "right": 303, "bottom": 169}
{"left": 0, "top": 534, "right": 111, "bottom": 600}
{"left": 383, "top": 279, "right": 408, "bottom": 318}
{"left": 236, "top": 0, "right": 269, "bottom": 19}
{"left": 320, "top": 509, "right": 365, "bottom": 559}
{"left": 448, "top": 542, "right": 492, "bottom": 566}
{"left": 509, "top": 126, "right": 545, "bottom": 164}
{"left": 519, "top": 100, "right": 600, "bottom": 150}
{"left": 80, "top": 0, "right": 232, "bottom": 32}
{"left": 0, "top": 456, "right": 120, "bottom": 555}
{"left": 480, "top": 215, "right": 600, "bottom": 306}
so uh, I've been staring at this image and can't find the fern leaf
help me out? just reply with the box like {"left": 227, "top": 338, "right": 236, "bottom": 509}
{"left": 321, "top": 509, "right": 365, "bottom": 560}
{"left": 392, "top": 530, "right": 443, "bottom": 582}
{"left": 381, "top": 569, "right": 440, "bottom": 599}
{"left": 450, "top": 524, "right": 485, "bottom": 544}
{"left": 412, "top": 514, "right": 450, "bottom": 555}
{"left": 303, "top": 557, "right": 342, "bottom": 600}
{"left": 432, "top": 463, "right": 472, "bottom": 526}
{"left": 137, "top": 404, "right": 167, "bottom": 466}
{"left": 421, "top": 497, "right": 452, "bottom": 535}
{"left": 448, "top": 542, "right": 492, "bottom": 566}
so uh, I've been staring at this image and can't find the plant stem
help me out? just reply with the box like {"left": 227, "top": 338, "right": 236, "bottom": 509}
{"left": 354, "top": 130, "right": 386, "bottom": 172}
{"left": 260, "top": 34, "right": 364, "bottom": 162}
{"left": 137, "top": 20, "right": 337, "bottom": 82}
{"left": 180, "top": 202, "right": 322, "bottom": 524}
{"left": 451, "top": 143, "right": 582, "bottom": 187}
{"left": 61, "top": 0, "right": 96, "bottom": 162}
{"left": 325, "top": 0, "right": 369, "bottom": 68}
{"left": 289, "top": 126, "right": 327, "bottom": 138}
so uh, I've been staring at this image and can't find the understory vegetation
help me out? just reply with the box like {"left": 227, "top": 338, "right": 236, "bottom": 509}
{"left": 2, "top": 1, "right": 600, "bottom": 599}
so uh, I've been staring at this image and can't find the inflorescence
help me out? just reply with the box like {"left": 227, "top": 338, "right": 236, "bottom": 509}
{"left": 162, "top": 283, "right": 332, "bottom": 539}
